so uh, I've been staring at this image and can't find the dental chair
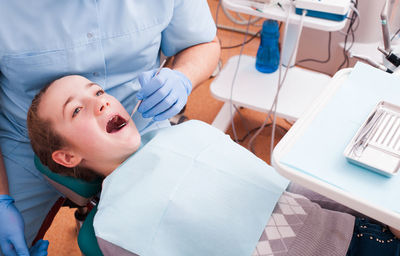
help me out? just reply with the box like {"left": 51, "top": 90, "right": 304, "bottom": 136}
{"left": 34, "top": 155, "right": 104, "bottom": 256}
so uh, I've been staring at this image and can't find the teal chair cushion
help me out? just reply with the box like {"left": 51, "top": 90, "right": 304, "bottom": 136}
{"left": 34, "top": 155, "right": 103, "bottom": 255}
{"left": 34, "top": 155, "right": 102, "bottom": 198}
{"left": 78, "top": 205, "right": 103, "bottom": 256}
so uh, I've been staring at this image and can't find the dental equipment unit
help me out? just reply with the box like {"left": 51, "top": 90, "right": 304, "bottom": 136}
{"left": 349, "top": 52, "right": 393, "bottom": 74}
{"left": 378, "top": 0, "right": 400, "bottom": 71}
{"left": 294, "top": 0, "right": 351, "bottom": 21}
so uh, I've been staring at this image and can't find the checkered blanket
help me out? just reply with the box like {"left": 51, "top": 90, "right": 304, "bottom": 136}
{"left": 253, "top": 192, "right": 355, "bottom": 256}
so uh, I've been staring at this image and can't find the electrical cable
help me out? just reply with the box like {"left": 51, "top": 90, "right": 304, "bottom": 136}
{"left": 214, "top": 0, "right": 267, "bottom": 142}
{"left": 247, "top": 4, "right": 297, "bottom": 152}
{"left": 247, "top": 9, "right": 293, "bottom": 152}
{"left": 232, "top": 105, "right": 289, "bottom": 144}
{"left": 339, "top": 1, "right": 359, "bottom": 69}
{"left": 236, "top": 123, "right": 288, "bottom": 143}
{"left": 238, "top": 125, "right": 266, "bottom": 143}
{"left": 229, "top": 16, "right": 253, "bottom": 143}
{"left": 337, "top": 0, "right": 359, "bottom": 35}
{"left": 291, "top": 32, "right": 331, "bottom": 67}
{"left": 349, "top": 4, "right": 360, "bottom": 32}
{"left": 269, "top": 9, "right": 307, "bottom": 160}
{"left": 220, "top": 0, "right": 262, "bottom": 25}
{"left": 337, "top": 0, "right": 359, "bottom": 71}
{"left": 283, "top": 118, "right": 294, "bottom": 126}
{"left": 234, "top": 105, "right": 251, "bottom": 139}
{"left": 338, "top": 24, "right": 352, "bottom": 69}
{"left": 216, "top": 1, "right": 263, "bottom": 50}
{"left": 221, "top": 30, "right": 261, "bottom": 49}
{"left": 391, "top": 28, "right": 400, "bottom": 41}
{"left": 338, "top": 11, "right": 360, "bottom": 36}
{"left": 247, "top": 6, "right": 307, "bottom": 160}
{"left": 220, "top": 22, "right": 282, "bottom": 50}
{"left": 236, "top": 13, "right": 262, "bottom": 27}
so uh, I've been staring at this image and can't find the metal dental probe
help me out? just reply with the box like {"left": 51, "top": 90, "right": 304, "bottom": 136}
{"left": 116, "top": 59, "right": 168, "bottom": 129}
{"left": 129, "top": 59, "right": 167, "bottom": 118}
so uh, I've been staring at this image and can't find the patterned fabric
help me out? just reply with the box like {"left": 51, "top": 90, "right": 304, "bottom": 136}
{"left": 93, "top": 190, "right": 355, "bottom": 256}
{"left": 253, "top": 191, "right": 355, "bottom": 256}
{"left": 253, "top": 192, "right": 308, "bottom": 256}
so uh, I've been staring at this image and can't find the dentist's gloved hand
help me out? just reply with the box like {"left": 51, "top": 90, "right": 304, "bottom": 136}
{"left": 29, "top": 239, "right": 49, "bottom": 256}
{"left": 0, "top": 195, "right": 29, "bottom": 256}
{"left": 137, "top": 68, "right": 192, "bottom": 121}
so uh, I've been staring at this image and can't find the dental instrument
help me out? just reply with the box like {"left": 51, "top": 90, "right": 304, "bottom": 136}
{"left": 130, "top": 59, "right": 167, "bottom": 118}
{"left": 117, "top": 59, "right": 167, "bottom": 130}
{"left": 381, "top": 0, "right": 392, "bottom": 52}
{"left": 130, "top": 100, "right": 141, "bottom": 119}
{"left": 378, "top": 46, "right": 400, "bottom": 69}
{"left": 349, "top": 52, "right": 393, "bottom": 73}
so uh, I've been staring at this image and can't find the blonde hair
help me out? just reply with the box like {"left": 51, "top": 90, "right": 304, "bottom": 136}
{"left": 27, "top": 81, "right": 98, "bottom": 181}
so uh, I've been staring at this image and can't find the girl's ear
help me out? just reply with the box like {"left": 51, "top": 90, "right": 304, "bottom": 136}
{"left": 52, "top": 149, "right": 82, "bottom": 168}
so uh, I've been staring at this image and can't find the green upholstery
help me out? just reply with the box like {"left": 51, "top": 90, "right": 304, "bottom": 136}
{"left": 34, "top": 155, "right": 102, "bottom": 198}
{"left": 78, "top": 205, "right": 103, "bottom": 256}
{"left": 34, "top": 155, "right": 103, "bottom": 255}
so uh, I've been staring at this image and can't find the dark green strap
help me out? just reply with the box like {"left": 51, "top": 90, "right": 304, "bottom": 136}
{"left": 78, "top": 205, "right": 103, "bottom": 256}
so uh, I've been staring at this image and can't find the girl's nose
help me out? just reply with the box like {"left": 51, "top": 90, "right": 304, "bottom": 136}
{"left": 96, "top": 99, "right": 110, "bottom": 115}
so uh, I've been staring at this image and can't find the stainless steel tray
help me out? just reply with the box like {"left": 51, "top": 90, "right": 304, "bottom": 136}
{"left": 344, "top": 101, "right": 400, "bottom": 177}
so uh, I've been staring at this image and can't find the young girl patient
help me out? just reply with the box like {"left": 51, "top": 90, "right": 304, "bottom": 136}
{"left": 27, "top": 75, "right": 399, "bottom": 256}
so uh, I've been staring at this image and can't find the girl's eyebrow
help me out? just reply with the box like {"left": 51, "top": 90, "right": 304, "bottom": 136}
{"left": 86, "top": 82, "right": 97, "bottom": 88}
{"left": 62, "top": 82, "right": 97, "bottom": 118}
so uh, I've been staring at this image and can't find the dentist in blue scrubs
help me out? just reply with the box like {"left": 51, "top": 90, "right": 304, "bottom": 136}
{"left": 0, "top": 1, "right": 220, "bottom": 255}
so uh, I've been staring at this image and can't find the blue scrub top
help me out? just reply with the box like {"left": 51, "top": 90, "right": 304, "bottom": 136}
{"left": 0, "top": 0, "right": 216, "bottom": 142}
{"left": 0, "top": 1, "right": 216, "bottom": 246}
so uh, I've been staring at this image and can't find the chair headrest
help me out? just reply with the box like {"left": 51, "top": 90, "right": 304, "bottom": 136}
{"left": 34, "top": 155, "right": 102, "bottom": 198}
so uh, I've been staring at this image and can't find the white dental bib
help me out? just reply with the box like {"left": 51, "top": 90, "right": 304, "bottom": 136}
{"left": 94, "top": 120, "right": 288, "bottom": 256}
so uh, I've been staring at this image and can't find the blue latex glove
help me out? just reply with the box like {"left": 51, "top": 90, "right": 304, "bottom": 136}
{"left": 0, "top": 195, "right": 29, "bottom": 256}
{"left": 137, "top": 68, "right": 192, "bottom": 121}
{"left": 29, "top": 240, "right": 49, "bottom": 256}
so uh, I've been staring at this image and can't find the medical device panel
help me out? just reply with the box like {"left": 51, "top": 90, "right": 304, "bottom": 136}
{"left": 294, "top": 0, "right": 351, "bottom": 21}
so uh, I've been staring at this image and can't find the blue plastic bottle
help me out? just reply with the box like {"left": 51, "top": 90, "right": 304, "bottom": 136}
{"left": 255, "top": 20, "right": 280, "bottom": 73}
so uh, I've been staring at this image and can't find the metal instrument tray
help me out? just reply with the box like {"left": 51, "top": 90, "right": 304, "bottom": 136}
{"left": 344, "top": 101, "right": 400, "bottom": 177}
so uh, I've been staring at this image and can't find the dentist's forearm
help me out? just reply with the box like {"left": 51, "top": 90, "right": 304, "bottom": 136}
{"left": 172, "top": 36, "right": 221, "bottom": 89}
{"left": 0, "top": 151, "right": 9, "bottom": 195}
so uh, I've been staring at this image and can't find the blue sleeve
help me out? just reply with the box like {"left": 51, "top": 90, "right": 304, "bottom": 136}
{"left": 161, "top": 0, "right": 217, "bottom": 57}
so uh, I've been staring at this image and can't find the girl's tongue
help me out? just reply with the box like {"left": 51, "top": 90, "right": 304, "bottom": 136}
{"left": 106, "top": 115, "right": 127, "bottom": 133}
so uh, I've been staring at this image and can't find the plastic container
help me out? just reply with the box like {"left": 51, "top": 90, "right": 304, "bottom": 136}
{"left": 255, "top": 20, "right": 280, "bottom": 73}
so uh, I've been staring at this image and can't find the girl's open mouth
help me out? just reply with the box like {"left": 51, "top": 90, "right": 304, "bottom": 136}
{"left": 106, "top": 115, "right": 127, "bottom": 133}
